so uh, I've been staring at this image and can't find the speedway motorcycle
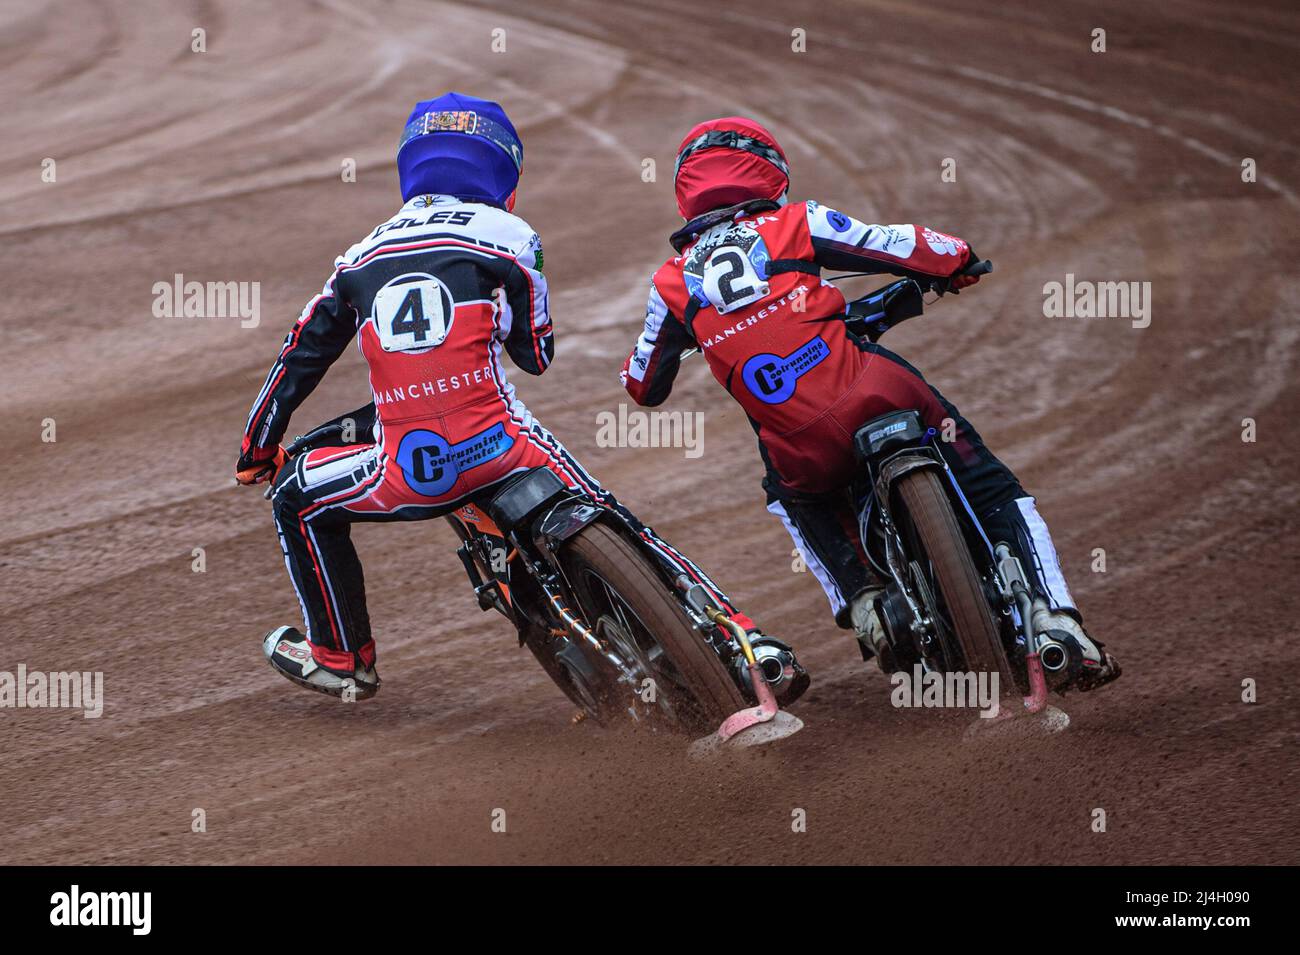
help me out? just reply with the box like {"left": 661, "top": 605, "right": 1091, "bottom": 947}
{"left": 277, "top": 411, "right": 806, "bottom": 737}
{"left": 836, "top": 259, "right": 1061, "bottom": 712}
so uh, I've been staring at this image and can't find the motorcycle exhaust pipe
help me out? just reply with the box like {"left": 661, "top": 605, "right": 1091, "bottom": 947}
{"left": 742, "top": 644, "right": 792, "bottom": 687}
{"left": 1037, "top": 638, "right": 1069, "bottom": 672}
{"left": 746, "top": 642, "right": 810, "bottom": 706}
{"left": 756, "top": 651, "right": 787, "bottom": 685}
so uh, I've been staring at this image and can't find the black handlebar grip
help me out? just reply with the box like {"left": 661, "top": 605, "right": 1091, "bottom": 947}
{"left": 286, "top": 424, "right": 341, "bottom": 456}
{"left": 962, "top": 258, "right": 993, "bottom": 277}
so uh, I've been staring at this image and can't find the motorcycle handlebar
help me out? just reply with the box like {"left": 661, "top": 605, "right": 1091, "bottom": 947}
{"left": 839, "top": 258, "right": 993, "bottom": 342}
{"left": 285, "top": 424, "right": 341, "bottom": 457}
{"left": 680, "top": 258, "right": 993, "bottom": 356}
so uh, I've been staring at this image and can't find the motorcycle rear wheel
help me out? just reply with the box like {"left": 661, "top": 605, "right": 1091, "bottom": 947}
{"left": 559, "top": 521, "right": 746, "bottom": 732}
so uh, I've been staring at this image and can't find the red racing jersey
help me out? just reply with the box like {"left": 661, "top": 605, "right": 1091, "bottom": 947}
{"left": 621, "top": 199, "right": 974, "bottom": 466}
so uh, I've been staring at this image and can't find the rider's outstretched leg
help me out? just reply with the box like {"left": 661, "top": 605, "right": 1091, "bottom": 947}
{"left": 263, "top": 444, "right": 384, "bottom": 699}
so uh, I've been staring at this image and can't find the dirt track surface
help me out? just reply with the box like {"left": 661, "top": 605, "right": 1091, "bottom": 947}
{"left": 2, "top": 0, "right": 1297, "bottom": 865}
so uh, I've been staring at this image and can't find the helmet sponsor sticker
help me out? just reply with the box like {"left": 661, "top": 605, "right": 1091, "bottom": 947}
{"left": 398, "top": 109, "right": 523, "bottom": 171}
{"left": 397, "top": 423, "right": 513, "bottom": 497}
{"left": 741, "top": 336, "right": 830, "bottom": 404}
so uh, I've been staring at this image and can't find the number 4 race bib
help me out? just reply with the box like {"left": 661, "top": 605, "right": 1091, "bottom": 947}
{"left": 373, "top": 273, "right": 456, "bottom": 353}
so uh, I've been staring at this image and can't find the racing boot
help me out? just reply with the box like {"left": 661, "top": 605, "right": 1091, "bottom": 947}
{"left": 262, "top": 626, "right": 380, "bottom": 700}
{"left": 851, "top": 587, "right": 899, "bottom": 674}
{"left": 1030, "top": 601, "right": 1120, "bottom": 693}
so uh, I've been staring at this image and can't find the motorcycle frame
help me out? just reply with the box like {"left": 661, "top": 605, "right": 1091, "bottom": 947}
{"left": 447, "top": 484, "right": 746, "bottom": 692}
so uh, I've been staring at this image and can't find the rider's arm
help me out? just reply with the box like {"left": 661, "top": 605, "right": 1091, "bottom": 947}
{"left": 804, "top": 201, "right": 975, "bottom": 282}
{"left": 621, "top": 281, "right": 692, "bottom": 407}
{"left": 499, "top": 233, "right": 554, "bottom": 376}
{"left": 240, "top": 264, "right": 359, "bottom": 469}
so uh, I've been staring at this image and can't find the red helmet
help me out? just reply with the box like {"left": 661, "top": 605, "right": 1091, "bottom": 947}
{"left": 673, "top": 117, "right": 789, "bottom": 220}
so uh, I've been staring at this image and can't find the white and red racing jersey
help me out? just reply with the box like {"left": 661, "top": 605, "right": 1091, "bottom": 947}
{"left": 242, "top": 194, "right": 552, "bottom": 502}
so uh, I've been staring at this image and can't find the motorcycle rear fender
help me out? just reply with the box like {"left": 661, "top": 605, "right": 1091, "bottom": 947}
{"left": 873, "top": 446, "right": 945, "bottom": 506}
{"left": 854, "top": 409, "right": 927, "bottom": 462}
{"left": 487, "top": 467, "right": 571, "bottom": 535}
{"left": 505, "top": 485, "right": 709, "bottom": 638}
{"left": 534, "top": 500, "right": 604, "bottom": 550}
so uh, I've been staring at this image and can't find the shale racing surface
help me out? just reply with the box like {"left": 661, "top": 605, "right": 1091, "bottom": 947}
{"left": 2, "top": 0, "right": 1296, "bottom": 865}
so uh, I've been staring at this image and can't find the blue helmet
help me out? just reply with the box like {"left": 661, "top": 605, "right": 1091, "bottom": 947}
{"left": 396, "top": 92, "right": 523, "bottom": 209}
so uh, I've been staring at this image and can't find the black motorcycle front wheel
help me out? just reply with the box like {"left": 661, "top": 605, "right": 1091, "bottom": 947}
{"left": 894, "top": 469, "right": 1015, "bottom": 689}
